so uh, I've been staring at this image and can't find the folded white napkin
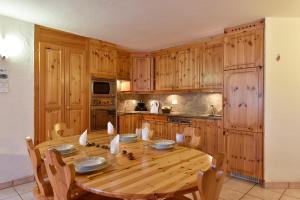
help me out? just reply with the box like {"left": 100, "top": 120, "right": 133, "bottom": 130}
{"left": 107, "top": 121, "right": 114, "bottom": 135}
{"left": 79, "top": 129, "right": 87, "bottom": 146}
{"left": 142, "top": 127, "right": 149, "bottom": 141}
{"left": 110, "top": 134, "right": 120, "bottom": 154}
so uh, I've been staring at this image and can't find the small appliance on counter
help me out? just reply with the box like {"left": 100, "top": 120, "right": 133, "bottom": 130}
{"left": 150, "top": 100, "right": 159, "bottom": 114}
{"left": 135, "top": 100, "right": 147, "bottom": 111}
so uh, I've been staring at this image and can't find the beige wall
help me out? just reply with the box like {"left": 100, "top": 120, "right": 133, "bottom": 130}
{"left": 265, "top": 17, "right": 300, "bottom": 182}
{"left": 0, "top": 15, "right": 34, "bottom": 183}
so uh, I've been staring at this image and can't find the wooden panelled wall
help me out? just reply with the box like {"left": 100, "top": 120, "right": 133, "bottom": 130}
{"left": 34, "top": 19, "right": 264, "bottom": 181}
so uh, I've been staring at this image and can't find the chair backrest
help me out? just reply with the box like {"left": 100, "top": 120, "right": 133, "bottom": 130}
{"left": 44, "top": 148, "right": 75, "bottom": 200}
{"left": 25, "top": 137, "right": 52, "bottom": 197}
{"left": 50, "top": 122, "right": 74, "bottom": 140}
{"left": 197, "top": 153, "right": 225, "bottom": 200}
{"left": 183, "top": 127, "right": 201, "bottom": 149}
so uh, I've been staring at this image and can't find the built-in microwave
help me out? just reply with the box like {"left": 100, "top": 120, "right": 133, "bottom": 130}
{"left": 91, "top": 79, "right": 116, "bottom": 96}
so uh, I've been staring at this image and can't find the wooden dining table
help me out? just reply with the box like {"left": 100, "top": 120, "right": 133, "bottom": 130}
{"left": 36, "top": 131, "right": 213, "bottom": 200}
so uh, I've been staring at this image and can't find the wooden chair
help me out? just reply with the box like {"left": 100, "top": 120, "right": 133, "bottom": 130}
{"left": 25, "top": 137, "right": 53, "bottom": 200}
{"left": 44, "top": 148, "right": 120, "bottom": 200}
{"left": 50, "top": 122, "right": 74, "bottom": 140}
{"left": 167, "top": 153, "right": 225, "bottom": 200}
{"left": 180, "top": 127, "right": 201, "bottom": 149}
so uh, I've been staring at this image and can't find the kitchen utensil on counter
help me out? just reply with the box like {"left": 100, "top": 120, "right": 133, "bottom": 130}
{"left": 161, "top": 105, "right": 172, "bottom": 114}
{"left": 150, "top": 100, "right": 159, "bottom": 114}
{"left": 135, "top": 100, "right": 147, "bottom": 111}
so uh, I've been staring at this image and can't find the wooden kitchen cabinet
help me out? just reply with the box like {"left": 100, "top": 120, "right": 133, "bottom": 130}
{"left": 154, "top": 52, "right": 175, "bottom": 90}
{"left": 174, "top": 47, "right": 201, "bottom": 90}
{"left": 118, "top": 114, "right": 142, "bottom": 134}
{"left": 224, "top": 67, "right": 263, "bottom": 132}
{"left": 202, "top": 39, "right": 224, "bottom": 88}
{"left": 38, "top": 41, "right": 88, "bottom": 142}
{"left": 117, "top": 50, "right": 131, "bottom": 80}
{"left": 65, "top": 48, "right": 87, "bottom": 134}
{"left": 225, "top": 130, "right": 263, "bottom": 180}
{"left": 224, "top": 21, "right": 264, "bottom": 71}
{"left": 131, "top": 54, "right": 153, "bottom": 91}
{"left": 89, "top": 40, "right": 117, "bottom": 78}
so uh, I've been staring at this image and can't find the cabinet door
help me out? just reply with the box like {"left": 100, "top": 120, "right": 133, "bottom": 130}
{"left": 226, "top": 130, "right": 263, "bottom": 180}
{"left": 155, "top": 53, "right": 174, "bottom": 90}
{"left": 65, "top": 48, "right": 87, "bottom": 135}
{"left": 117, "top": 51, "right": 131, "bottom": 80}
{"left": 118, "top": 114, "right": 141, "bottom": 134}
{"left": 224, "top": 29, "right": 264, "bottom": 70}
{"left": 40, "top": 43, "right": 65, "bottom": 142}
{"left": 132, "top": 56, "right": 153, "bottom": 91}
{"left": 224, "top": 67, "right": 263, "bottom": 132}
{"left": 89, "top": 45, "right": 117, "bottom": 78}
{"left": 203, "top": 121, "right": 218, "bottom": 156}
{"left": 175, "top": 48, "right": 201, "bottom": 89}
{"left": 202, "top": 42, "right": 223, "bottom": 88}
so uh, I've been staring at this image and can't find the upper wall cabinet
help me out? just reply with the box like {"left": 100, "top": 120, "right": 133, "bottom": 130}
{"left": 89, "top": 40, "right": 117, "bottom": 78}
{"left": 154, "top": 51, "right": 175, "bottom": 91}
{"left": 117, "top": 50, "right": 131, "bottom": 80}
{"left": 174, "top": 47, "right": 201, "bottom": 90}
{"left": 224, "top": 20, "right": 264, "bottom": 70}
{"left": 132, "top": 54, "right": 153, "bottom": 92}
{"left": 202, "top": 39, "right": 224, "bottom": 88}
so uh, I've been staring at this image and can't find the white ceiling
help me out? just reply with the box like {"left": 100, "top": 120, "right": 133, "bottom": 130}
{"left": 0, "top": 0, "right": 300, "bottom": 51}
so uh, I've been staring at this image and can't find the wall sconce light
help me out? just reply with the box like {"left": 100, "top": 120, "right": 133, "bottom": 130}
{"left": 0, "top": 35, "right": 24, "bottom": 60}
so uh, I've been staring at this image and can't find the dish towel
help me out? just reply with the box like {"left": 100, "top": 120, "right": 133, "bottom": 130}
{"left": 79, "top": 129, "right": 87, "bottom": 146}
{"left": 110, "top": 134, "right": 120, "bottom": 155}
{"left": 107, "top": 121, "right": 114, "bottom": 135}
{"left": 142, "top": 127, "right": 149, "bottom": 141}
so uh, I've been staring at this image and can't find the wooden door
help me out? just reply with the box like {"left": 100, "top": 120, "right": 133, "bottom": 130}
{"left": 91, "top": 110, "right": 109, "bottom": 131}
{"left": 224, "top": 29, "right": 264, "bottom": 70}
{"left": 224, "top": 67, "right": 263, "bottom": 132}
{"left": 132, "top": 55, "right": 153, "bottom": 91}
{"left": 226, "top": 130, "right": 263, "bottom": 180}
{"left": 202, "top": 41, "right": 223, "bottom": 88}
{"left": 39, "top": 43, "right": 65, "bottom": 142}
{"left": 117, "top": 51, "right": 131, "bottom": 80}
{"left": 154, "top": 53, "right": 174, "bottom": 90}
{"left": 175, "top": 48, "right": 201, "bottom": 90}
{"left": 65, "top": 48, "right": 87, "bottom": 134}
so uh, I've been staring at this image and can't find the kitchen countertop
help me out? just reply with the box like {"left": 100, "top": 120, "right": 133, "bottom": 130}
{"left": 117, "top": 111, "right": 222, "bottom": 120}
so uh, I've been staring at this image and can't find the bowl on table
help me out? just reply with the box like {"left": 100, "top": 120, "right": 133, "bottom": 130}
{"left": 53, "top": 144, "right": 76, "bottom": 155}
{"left": 74, "top": 156, "right": 107, "bottom": 174}
{"left": 120, "top": 134, "right": 138, "bottom": 142}
{"left": 152, "top": 139, "right": 175, "bottom": 150}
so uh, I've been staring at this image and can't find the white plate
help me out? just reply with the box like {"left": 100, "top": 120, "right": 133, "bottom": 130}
{"left": 153, "top": 140, "right": 175, "bottom": 147}
{"left": 54, "top": 144, "right": 74, "bottom": 153}
{"left": 152, "top": 144, "right": 174, "bottom": 150}
{"left": 120, "top": 134, "right": 137, "bottom": 142}
{"left": 75, "top": 163, "right": 107, "bottom": 174}
{"left": 74, "top": 157, "right": 106, "bottom": 169}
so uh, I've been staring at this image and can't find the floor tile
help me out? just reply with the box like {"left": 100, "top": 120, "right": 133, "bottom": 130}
{"left": 284, "top": 189, "right": 300, "bottom": 199}
{"left": 0, "top": 187, "right": 19, "bottom": 199}
{"left": 241, "top": 195, "right": 263, "bottom": 200}
{"left": 280, "top": 195, "right": 300, "bottom": 200}
{"left": 13, "top": 182, "right": 36, "bottom": 195}
{"left": 223, "top": 178, "right": 255, "bottom": 193}
{"left": 3, "top": 195, "right": 22, "bottom": 200}
{"left": 248, "top": 185, "right": 283, "bottom": 200}
{"left": 20, "top": 192, "right": 35, "bottom": 200}
{"left": 219, "top": 188, "right": 244, "bottom": 200}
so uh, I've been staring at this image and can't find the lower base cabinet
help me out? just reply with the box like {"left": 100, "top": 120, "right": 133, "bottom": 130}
{"left": 118, "top": 114, "right": 142, "bottom": 134}
{"left": 225, "top": 130, "right": 263, "bottom": 180}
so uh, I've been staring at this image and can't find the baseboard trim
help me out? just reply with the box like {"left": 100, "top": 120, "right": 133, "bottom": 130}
{"left": 0, "top": 175, "right": 34, "bottom": 190}
{"left": 264, "top": 181, "right": 300, "bottom": 189}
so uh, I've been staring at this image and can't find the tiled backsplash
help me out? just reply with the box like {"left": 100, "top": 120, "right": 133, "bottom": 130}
{"left": 117, "top": 93, "right": 222, "bottom": 116}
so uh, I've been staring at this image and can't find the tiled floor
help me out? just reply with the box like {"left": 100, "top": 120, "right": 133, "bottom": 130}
{"left": 1, "top": 177, "right": 300, "bottom": 200}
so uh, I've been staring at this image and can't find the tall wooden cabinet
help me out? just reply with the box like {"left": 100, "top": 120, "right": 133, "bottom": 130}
{"left": 35, "top": 26, "right": 88, "bottom": 143}
{"left": 223, "top": 20, "right": 264, "bottom": 181}
{"left": 154, "top": 52, "right": 175, "bottom": 91}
